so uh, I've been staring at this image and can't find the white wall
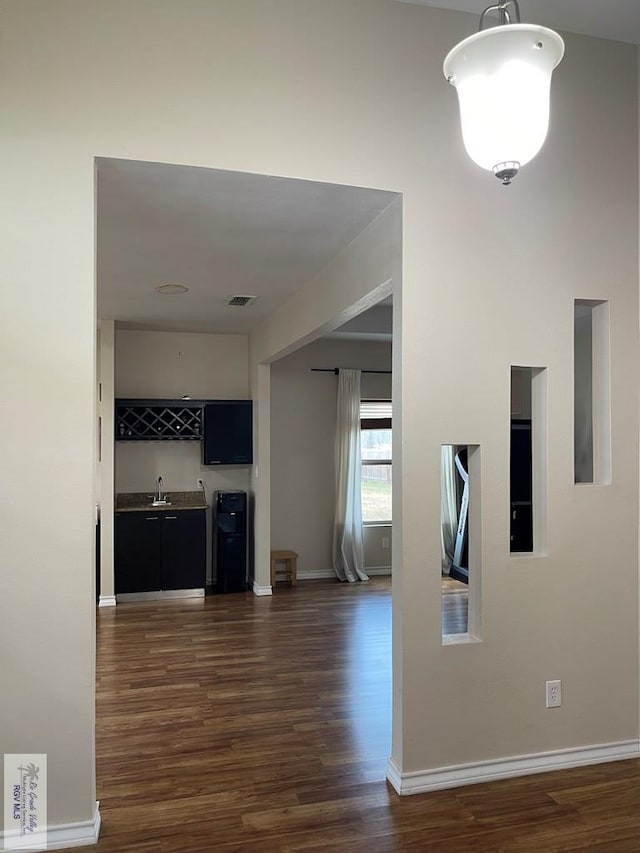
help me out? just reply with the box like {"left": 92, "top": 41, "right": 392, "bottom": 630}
{"left": 270, "top": 337, "right": 392, "bottom": 577}
{"left": 1, "top": 0, "right": 638, "bottom": 834}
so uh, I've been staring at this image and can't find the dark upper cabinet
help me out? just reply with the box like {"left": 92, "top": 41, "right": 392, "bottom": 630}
{"left": 115, "top": 400, "right": 205, "bottom": 441}
{"left": 115, "top": 400, "right": 254, "bottom": 466}
{"left": 115, "top": 509, "right": 206, "bottom": 593}
{"left": 203, "top": 401, "right": 253, "bottom": 465}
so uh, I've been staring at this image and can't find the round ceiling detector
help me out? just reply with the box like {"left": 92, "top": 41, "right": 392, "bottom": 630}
{"left": 156, "top": 284, "right": 190, "bottom": 295}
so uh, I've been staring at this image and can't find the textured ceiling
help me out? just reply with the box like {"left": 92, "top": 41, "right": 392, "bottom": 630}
{"left": 97, "top": 159, "right": 397, "bottom": 335}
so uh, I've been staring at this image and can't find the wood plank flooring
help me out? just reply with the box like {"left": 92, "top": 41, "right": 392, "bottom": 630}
{"left": 442, "top": 577, "right": 469, "bottom": 635}
{"left": 95, "top": 578, "right": 640, "bottom": 852}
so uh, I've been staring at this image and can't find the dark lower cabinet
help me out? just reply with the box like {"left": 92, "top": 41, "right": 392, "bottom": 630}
{"left": 161, "top": 512, "right": 206, "bottom": 590}
{"left": 510, "top": 504, "right": 533, "bottom": 552}
{"left": 510, "top": 419, "right": 533, "bottom": 552}
{"left": 115, "top": 512, "right": 163, "bottom": 593}
{"left": 115, "top": 509, "right": 205, "bottom": 594}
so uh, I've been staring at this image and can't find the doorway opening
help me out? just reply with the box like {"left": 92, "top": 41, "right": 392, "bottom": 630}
{"left": 95, "top": 157, "right": 402, "bottom": 797}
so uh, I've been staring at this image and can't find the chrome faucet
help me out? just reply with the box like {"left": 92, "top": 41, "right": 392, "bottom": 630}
{"left": 156, "top": 476, "right": 164, "bottom": 502}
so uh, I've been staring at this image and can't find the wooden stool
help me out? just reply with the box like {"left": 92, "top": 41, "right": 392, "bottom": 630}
{"left": 270, "top": 550, "right": 298, "bottom": 588}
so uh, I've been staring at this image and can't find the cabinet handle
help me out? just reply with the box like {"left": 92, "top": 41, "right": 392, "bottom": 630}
{"left": 165, "top": 516, "right": 178, "bottom": 520}
{"left": 145, "top": 516, "right": 159, "bottom": 521}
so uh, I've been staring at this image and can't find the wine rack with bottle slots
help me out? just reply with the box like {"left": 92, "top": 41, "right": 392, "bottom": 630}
{"left": 115, "top": 399, "right": 204, "bottom": 441}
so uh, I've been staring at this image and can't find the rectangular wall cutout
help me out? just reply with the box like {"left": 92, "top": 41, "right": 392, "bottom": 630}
{"left": 441, "top": 444, "right": 482, "bottom": 644}
{"left": 510, "top": 367, "right": 548, "bottom": 555}
{"left": 574, "top": 300, "right": 611, "bottom": 484}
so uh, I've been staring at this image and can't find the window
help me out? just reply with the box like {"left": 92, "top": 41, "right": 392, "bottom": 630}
{"left": 360, "top": 400, "right": 392, "bottom": 524}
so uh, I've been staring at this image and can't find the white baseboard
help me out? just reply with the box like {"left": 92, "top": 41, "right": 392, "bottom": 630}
{"left": 1, "top": 802, "right": 101, "bottom": 850}
{"left": 98, "top": 595, "right": 117, "bottom": 607}
{"left": 386, "top": 739, "right": 640, "bottom": 795}
{"left": 252, "top": 569, "right": 391, "bottom": 588}
{"left": 298, "top": 567, "right": 392, "bottom": 581}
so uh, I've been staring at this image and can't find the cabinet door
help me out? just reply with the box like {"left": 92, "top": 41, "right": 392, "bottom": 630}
{"left": 510, "top": 503, "right": 533, "bottom": 552}
{"left": 161, "top": 510, "right": 206, "bottom": 590}
{"left": 510, "top": 420, "right": 533, "bottom": 553}
{"left": 203, "top": 402, "right": 253, "bottom": 464}
{"left": 115, "top": 512, "right": 162, "bottom": 593}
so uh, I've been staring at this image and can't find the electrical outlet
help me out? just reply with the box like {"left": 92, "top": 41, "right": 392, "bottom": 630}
{"left": 382, "top": 536, "right": 390, "bottom": 550}
{"left": 197, "top": 478, "right": 205, "bottom": 490}
{"left": 546, "top": 679, "right": 562, "bottom": 708}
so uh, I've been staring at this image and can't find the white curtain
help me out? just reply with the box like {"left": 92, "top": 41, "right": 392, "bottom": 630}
{"left": 441, "top": 445, "right": 458, "bottom": 574}
{"left": 332, "top": 369, "right": 368, "bottom": 582}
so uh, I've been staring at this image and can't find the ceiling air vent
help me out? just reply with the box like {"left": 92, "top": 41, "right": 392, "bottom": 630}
{"left": 227, "top": 295, "right": 257, "bottom": 307}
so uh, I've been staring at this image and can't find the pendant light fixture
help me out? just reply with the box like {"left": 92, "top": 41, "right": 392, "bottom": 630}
{"left": 443, "top": 0, "right": 564, "bottom": 185}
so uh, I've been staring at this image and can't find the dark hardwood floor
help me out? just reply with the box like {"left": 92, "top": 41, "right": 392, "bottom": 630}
{"left": 442, "top": 577, "right": 469, "bottom": 635}
{"left": 95, "top": 577, "right": 640, "bottom": 852}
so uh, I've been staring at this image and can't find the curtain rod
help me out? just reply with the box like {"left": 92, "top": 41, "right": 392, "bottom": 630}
{"left": 310, "top": 368, "right": 392, "bottom": 375}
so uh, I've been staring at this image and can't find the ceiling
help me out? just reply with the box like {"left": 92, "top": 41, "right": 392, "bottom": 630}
{"left": 97, "top": 159, "right": 397, "bottom": 335}
{"left": 397, "top": 0, "right": 640, "bottom": 45}
{"left": 325, "top": 301, "right": 393, "bottom": 342}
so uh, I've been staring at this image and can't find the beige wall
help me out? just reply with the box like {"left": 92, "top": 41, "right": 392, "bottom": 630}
{"left": 364, "top": 525, "right": 392, "bottom": 570}
{"left": 114, "top": 330, "right": 251, "bottom": 583}
{"left": 115, "top": 330, "right": 250, "bottom": 497}
{"left": 270, "top": 337, "right": 392, "bottom": 577}
{"left": 1, "top": 0, "right": 638, "bottom": 833}
{"left": 249, "top": 199, "right": 399, "bottom": 591}
{"left": 115, "top": 330, "right": 249, "bottom": 400}
{"left": 114, "top": 330, "right": 250, "bottom": 496}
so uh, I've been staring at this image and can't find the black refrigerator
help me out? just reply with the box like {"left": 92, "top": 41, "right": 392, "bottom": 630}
{"left": 213, "top": 490, "right": 247, "bottom": 593}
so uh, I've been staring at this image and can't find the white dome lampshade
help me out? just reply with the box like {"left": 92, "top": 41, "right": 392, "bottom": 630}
{"left": 443, "top": 3, "right": 564, "bottom": 185}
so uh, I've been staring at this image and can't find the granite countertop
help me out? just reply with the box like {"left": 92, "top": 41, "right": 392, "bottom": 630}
{"left": 115, "top": 490, "right": 209, "bottom": 512}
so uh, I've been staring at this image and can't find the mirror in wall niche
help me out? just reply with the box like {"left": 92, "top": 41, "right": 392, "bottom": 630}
{"left": 441, "top": 444, "right": 481, "bottom": 642}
